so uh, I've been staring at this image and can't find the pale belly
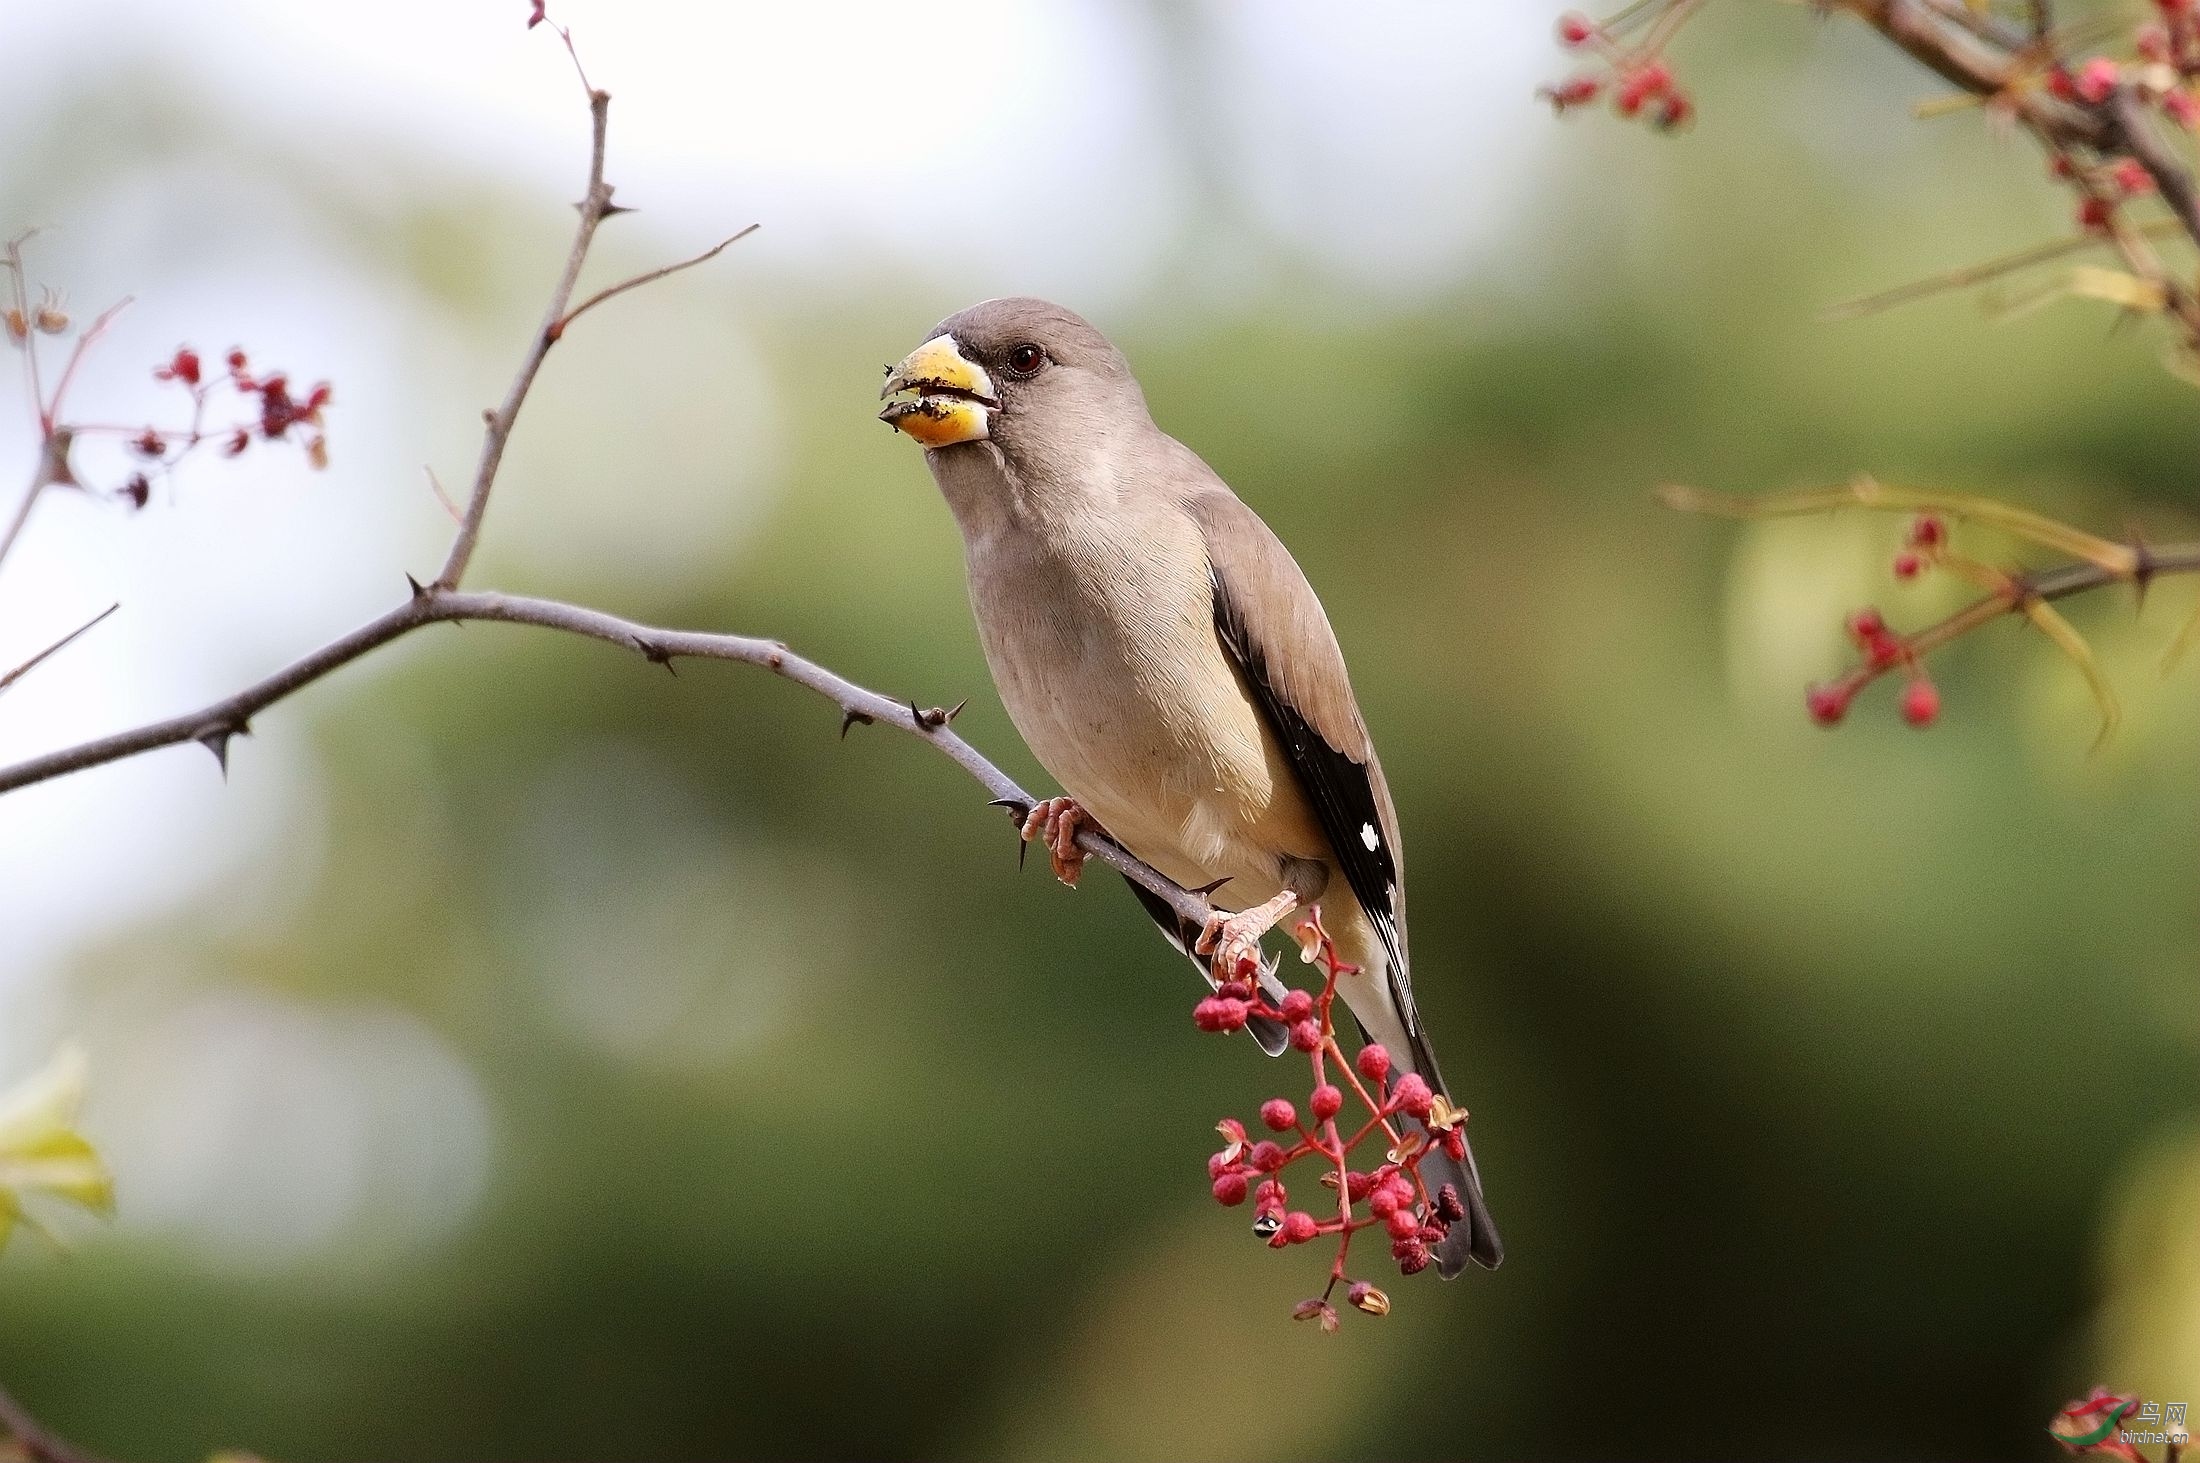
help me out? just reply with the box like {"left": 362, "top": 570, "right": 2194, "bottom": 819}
{"left": 964, "top": 524, "right": 1325, "bottom": 911}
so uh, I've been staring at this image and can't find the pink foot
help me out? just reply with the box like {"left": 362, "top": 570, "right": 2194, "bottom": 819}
{"left": 1194, "top": 890, "right": 1298, "bottom": 984}
{"left": 1021, "top": 796, "right": 1095, "bottom": 887}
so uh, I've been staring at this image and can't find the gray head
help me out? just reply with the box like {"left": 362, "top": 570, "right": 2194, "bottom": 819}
{"left": 878, "top": 297, "right": 1147, "bottom": 462}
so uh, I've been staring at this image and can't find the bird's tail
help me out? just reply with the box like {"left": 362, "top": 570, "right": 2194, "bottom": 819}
{"left": 1394, "top": 1017, "right": 1503, "bottom": 1276}
{"left": 1415, "top": 1121, "right": 1503, "bottom": 1276}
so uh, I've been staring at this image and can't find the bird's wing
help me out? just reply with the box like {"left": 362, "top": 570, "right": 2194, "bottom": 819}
{"left": 1185, "top": 489, "right": 1433, "bottom": 1077}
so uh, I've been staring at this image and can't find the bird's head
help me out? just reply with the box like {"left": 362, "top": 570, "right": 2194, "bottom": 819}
{"left": 878, "top": 297, "right": 1139, "bottom": 454}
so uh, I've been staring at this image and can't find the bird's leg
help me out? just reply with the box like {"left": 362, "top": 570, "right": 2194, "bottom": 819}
{"left": 1020, "top": 796, "right": 1099, "bottom": 887}
{"left": 1195, "top": 889, "right": 1298, "bottom": 984}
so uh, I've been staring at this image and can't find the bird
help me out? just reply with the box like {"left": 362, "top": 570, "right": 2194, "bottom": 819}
{"left": 877, "top": 297, "right": 1501, "bottom": 1275}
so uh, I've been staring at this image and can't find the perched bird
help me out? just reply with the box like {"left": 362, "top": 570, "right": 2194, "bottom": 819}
{"left": 879, "top": 298, "right": 1501, "bottom": 1275}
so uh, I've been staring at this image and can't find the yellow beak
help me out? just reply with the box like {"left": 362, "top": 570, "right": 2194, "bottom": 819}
{"left": 879, "top": 335, "right": 996, "bottom": 449}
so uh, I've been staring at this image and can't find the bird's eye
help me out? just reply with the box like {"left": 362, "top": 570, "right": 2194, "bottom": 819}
{"left": 1005, "top": 343, "right": 1046, "bottom": 377}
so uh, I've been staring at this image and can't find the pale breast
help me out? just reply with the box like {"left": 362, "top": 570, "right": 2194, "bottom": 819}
{"left": 964, "top": 504, "right": 1287, "bottom": 887}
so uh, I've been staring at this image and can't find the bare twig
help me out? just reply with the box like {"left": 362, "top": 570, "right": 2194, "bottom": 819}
{"left": 430, "top": 76, "right": 613, "bottom": 591}
{"left": 0, "top": 428, "right": 74, "bottom": 577}
{"left": 0, "top": 601, "right": 117, "bottom": 697}
{"left": 0, "top": 585, "right": 1216, "bottom": 929}
{"left": 0, "top": 1383, "right": 113, "bottom": 1463}
{"left": 551, "top": 224, "right": 759, "bottom": 341}
{"left": 1821, "top": 219, "right": 2184, "bottom": 321}
{"left": 40, "top": 297, "right": 132, "bottom": 437}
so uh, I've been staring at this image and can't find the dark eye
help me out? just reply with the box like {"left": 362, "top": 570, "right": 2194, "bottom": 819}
{"left": 1005, "top": 343, "right": 1046, "bottom": 377}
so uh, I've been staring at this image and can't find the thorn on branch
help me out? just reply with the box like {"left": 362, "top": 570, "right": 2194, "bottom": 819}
{"left": 839, "top": 708, "right": 874, "bottom": 739}
{"left": 405, "top": 573, "right": 430, "bottom": 601}
{"left": 197, "top": 723, "right": 245, "bottom": 777}
{"left": 909, "top": 698, "right": 965, "bottom": 730}
{"left": 634, "top": 637, "right": 678, "bottom": 675}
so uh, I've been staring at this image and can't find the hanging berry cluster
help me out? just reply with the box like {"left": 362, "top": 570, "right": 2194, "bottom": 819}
{"left": 1196, "top": 907, "right": 1474, "bottom": 1331}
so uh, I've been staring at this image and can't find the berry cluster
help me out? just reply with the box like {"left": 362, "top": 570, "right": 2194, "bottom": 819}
{"left": 1806, "top": 515, "right": 1949, "bottom": 731}
{"left": 1196, "top": 907, "right": 1473, "bottom": 1329}
{"left": 111, "top": 345, "right": 333, "bottom": 508}
{"left": 1540, "top": 7, "right": 1695, "bottom": 132}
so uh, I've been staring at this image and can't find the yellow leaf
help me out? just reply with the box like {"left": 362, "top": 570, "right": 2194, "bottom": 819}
{"left": 2067, "top": 265, "right": 2167, "bottom": 314}
{"left": 0, "top": 1045, "right": 115, "bottom": 1250}
{"left": 2021, "top": 597, "right": 2123, "bottom": 752}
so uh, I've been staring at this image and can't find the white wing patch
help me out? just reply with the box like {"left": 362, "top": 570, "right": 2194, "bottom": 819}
{"left": 1360, "top": 822, "right": 1379, "bottom": 851}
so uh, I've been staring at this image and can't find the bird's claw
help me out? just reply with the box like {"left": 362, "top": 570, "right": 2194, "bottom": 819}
{"left": 1195, "top": 909, "right": 1265, "bottom": 985}
{"left": 1020, "top": 796, "right": 1093, "bottom": 887}
{"left": 1195, "top": 890, "right": 1300, "bottom": 985}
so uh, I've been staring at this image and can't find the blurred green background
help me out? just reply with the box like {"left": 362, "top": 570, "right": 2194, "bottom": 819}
{"left": 0, "top": 2, "right": 2195, "bottom": 1460}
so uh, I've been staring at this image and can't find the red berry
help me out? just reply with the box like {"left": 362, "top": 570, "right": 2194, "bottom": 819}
{"left": 1194, "top": 997, "right": 1249, "bottom": 1033}
{"left": 1310, "top": 1084, "right": 1344, "bottom": 1122}
{"left": 1255, "top": 1178, "right": 1288, "bottom": 1209}
{"left": 1356, "top": 1044, "right": 1391, "bottom": 1082}
{"left": 226, "top": 348, "right": 248, "bottom": 373}
{"left": 1394, "top": 1239, "right": 1431, "bottom": 1275}
{"left": 1248, "top": 1140, "right": 1287, "bottom": 1173}
{"left": 2076, "top": 56, "right": 2120, "bottom": 104}
{"left": 1902, "top": 679, "right": 1940, "bottom": 728}
{"left": 1846, "top": 607, "right": 1886, "bottom": 642}
{"left": 157, "top": 347, "right": 202, "bottom": 386}
{"left": 1435, "top": 1183, "right": 1466, "bottom": 1223}
{"left": 1442, "top": 1128, "right": 1467, "bottom": 1161}
{"left": 1344, "top": 1170, "right": 1375, "bottom": 1201}
{"left": 1212, "top": 1173, "right": 1248, "bottom": 1206}
{"left": 1906, "top": 516, "right": 1946, "bottom": 549}
{"left": 1806, "top": 683, "right": 1849, "bottom": 727}
{"left": 1207, "top": 1151, "right": 1236, "bottom": 1179}
{"left": 1653, "top": 92, "right": 1694, "bottom": 132}
{"left": 1216, "top": 979, "right": 1252, "bottom": 1002}
{"left": 1369, "top": 1187, "right": 1401, "bottom": 1219}
{"left": 1384, "top": 1206, "right": 1421, "bottom": 1240}
{"left": 1216, "top": 1117, "right": 1247, "bottom": 1145}
{"left": 1279, "top": 989, "right": 1314, "bottom": 1022}
{"left": 1260, "top": 1098, "right": 1298, "bottom": 1132}
{"left": 1893, "top": 552, "right": 1923, "bottom": 581}
{"left": 1383, "top": 1175, "right": 1417, "bottom": 1208}
{"left": 1543, "top": 76, "right": 1601, "bottom": 109}
{"left": 1391, "top": 1073, "right": 1435, "bottom": 1120}
{"left": 1557, "top": 11, "right": 1596, "bottom": 46}
{"left": 2112, "top": 158, "right": 2154, "bottom": 195}
{"left": 1288, "top": 1019, "right": 1322, "bottom": 1053}
{"left": 2078, "top": 195, "right": 2113, "bottom": 232}
{"left": 1281, "top": 1211, "right": 1319, "bottom": 1245}
{"left": 2048, "top": 68, "right": 2078, "bottom": 101}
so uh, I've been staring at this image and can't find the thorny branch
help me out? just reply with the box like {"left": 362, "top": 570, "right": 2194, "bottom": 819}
{"left": 0, "top": 13, "right": 1221, "bottom": 942}
{"left": 0, "top": 586, "right": 1215, "bottom": 930}
{"left": 1836, "top": 0, "right": 2200, "bottom": 340}
{"left": 1664, "top": 479, "right": 2200, "bottom": 741}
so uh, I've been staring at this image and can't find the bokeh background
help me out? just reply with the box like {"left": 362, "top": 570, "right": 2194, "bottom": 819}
{"left": 0, "top": 1, "right": 2195, "bottom": 1459}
